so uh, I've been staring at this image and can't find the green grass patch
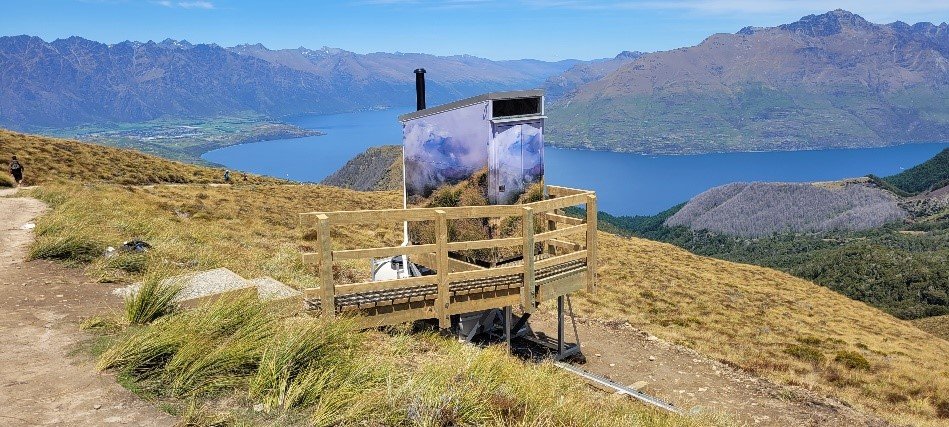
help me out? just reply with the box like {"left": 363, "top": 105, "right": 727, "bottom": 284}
{"left": 784, "top": 344, "right": 825, "bottom": 365}
{"left": 834, "top": 351, "right": 871, "bottom": 371}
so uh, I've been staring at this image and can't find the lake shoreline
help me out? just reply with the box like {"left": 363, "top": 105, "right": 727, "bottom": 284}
{"left": 201, "top": 110, "right": 949, "bottom": 217}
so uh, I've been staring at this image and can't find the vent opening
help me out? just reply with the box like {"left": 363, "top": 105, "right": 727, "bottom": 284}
{"left": 492, "top": 97, "right": 541, "bottom": 118}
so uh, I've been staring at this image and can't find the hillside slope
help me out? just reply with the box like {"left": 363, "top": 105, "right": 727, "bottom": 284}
{"left": 542, "top": 51, "right": 643, "bottom": 100}
{"left": 0, "top": 129, "right": 282, "bottom": 186}
{"left": 882, "top": 147, "right": 949, "bottom": 194}
{"left": 547, "top": 10, "right": 949, "bottom": 153}
{"left": 913, "top": 315, "right": 949, "bottom": 341}
{"left": 321, "top": 145, "right": 403, "bottom": 191}
{"left": 579, "top": 234, "right": 948, "bottom": 425}
{"left": 11, "top": 131, "right": 947, "bottom": 424}
{"left": 664, "top": 180, "right": 907, "bottom": 237}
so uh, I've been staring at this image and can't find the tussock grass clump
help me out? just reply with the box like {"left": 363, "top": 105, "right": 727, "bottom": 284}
{"left": 98, "top": 295, "right": 716, "bottom": 426}
{"left": 0, "top": 173, "right": 14, "bottom": 188}
{"left": 834, "top": 351, "right": 870, "bottom": 371}
{"left": 125, "top": 269, "right": 183, "bottom": 325}
{"left": 101, "top": 294, "right": 275, "bottom": 394}
{"left": 784, "top": 344, "right": 825, "bottom": 365}
{"left": 250, "top": 318, "right": 364, "bottom": 411}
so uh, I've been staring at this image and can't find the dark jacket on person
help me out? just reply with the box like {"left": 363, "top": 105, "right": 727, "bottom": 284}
{"left": 10, "top": 160, "right": 22, "bottom": 179}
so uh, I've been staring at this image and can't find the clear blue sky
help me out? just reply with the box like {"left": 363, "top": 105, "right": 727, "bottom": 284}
{"left": 2, "top": 1, "right": 947, "bottom": 60}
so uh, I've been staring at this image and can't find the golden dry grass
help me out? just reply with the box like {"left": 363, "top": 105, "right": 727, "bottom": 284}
{"left": 567, "top": 233, "right": 949, "bottom": 426}
{"left": 17, "top": 130, "right": 949, "bottom": 425}
{"left": 913, "top": 315, "right": 949, "bottom": 341}
{"left": 0, "top": 129, "right": 282, "bottom": 185}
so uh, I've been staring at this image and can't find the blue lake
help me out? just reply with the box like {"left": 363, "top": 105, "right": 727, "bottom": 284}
{"left": 203, "top": 109, "right": 949, "bottom": 216}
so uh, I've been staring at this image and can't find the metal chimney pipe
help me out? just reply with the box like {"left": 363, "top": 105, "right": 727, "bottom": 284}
{"left": 414, "top": 68, "right": 426, "bottom": 111}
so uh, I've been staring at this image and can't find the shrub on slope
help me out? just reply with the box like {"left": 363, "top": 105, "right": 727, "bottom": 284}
{"left": 664, "top": 181, "right": 907, "bottom": 237}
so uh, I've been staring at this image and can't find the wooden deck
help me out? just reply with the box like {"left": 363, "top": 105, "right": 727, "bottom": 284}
{"left": 299, "top": 185, "right": 597, "bottom": 328}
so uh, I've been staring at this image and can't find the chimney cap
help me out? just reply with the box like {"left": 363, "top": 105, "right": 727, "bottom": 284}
{"left": 414, "top": 68, "right": 426, "bottom": 74}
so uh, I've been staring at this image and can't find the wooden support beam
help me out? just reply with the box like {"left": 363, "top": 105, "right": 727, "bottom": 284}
{"left": 334, "top": 275, "right": 438, "bottom": 296}
{"left": 448, "top": 264, "right": 524, "bottom": 282}
{"left": 316, "top": 214, "right": 335, "bottom": 319}
{"left": 534, "top": 249, "right": 588, "bottom": 270}
{"left": 529, "top": 193, "right": 590, "bottom": 213}
{"left": 546, "top": 212, "right": 557, "bottom": 255}
{"left": 447, "top": 236, "right": 521, "bottom": 251}
{"left": 435, "top": 210, "right": 450, "bottom": 328}
{"left": 332, "top": 244, "right": 435, "bottom": 261}
{"left": 586, "top": 194, "right": 598, "bottom": 292}
{"left": 543, "top": 212, "right": 584, "bottom": 226}
{"left": 446, "top": 293, "right": 521, "bottom": 315}
{"left": 546, "top": 185, "right": 591, "bottom": 197}
{"left": 522, "top": 206, "right": 536, "bottom": 313}
{"left": 535, "top": 224, "right": 586, "bottom": 242}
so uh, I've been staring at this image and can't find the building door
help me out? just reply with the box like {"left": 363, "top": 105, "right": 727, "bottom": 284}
{"left": 489, "top": 121, "right": 544, "bottom": 205}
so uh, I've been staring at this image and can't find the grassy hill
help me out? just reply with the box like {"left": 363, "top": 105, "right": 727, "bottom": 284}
{"left": 596, "top": 147, "right": 949, "bottom": 320}
{"left": 664, "top": 180, "right": 907, "bottom": 237}
{"left": 914, "top": 315, "right": 949, "bottom": 341}
{"left": 14, "top": 131, "right": 948, "bottom": 425}
{"left": 321, "top": 145, "right": 403, "bottom": 192}
{"left": 0, "top": 129, "right": 284, "bottom": 186}
{"left": 11, "top": 130, "right": 709, "bottom": 426}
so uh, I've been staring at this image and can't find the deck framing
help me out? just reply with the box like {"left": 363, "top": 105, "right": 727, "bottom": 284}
{"left": 299, "top": 185, "right": 597, "bottom": 328}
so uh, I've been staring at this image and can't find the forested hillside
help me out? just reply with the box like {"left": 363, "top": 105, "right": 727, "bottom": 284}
{"left": 880, "top": 148, "right": 949, "bottom": 194}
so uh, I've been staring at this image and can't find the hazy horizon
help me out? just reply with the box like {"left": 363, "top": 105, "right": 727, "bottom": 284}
{"left": 2, "top": 1, "right": 947, "bottom": 61}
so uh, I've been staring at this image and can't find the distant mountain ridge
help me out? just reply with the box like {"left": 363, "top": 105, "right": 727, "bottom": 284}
{"left": 547, "top": 10, "right": 949, "bottom": 154}
{"left": 0, "top": 35, "right": 579, "bottom": 129}
{"left": 542, "top": 51, "right": 644, "bottom": 100}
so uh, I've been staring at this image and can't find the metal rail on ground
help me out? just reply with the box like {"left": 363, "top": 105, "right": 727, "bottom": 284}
{"left": 553, "top": 361, "right": 682, "bottom": 414}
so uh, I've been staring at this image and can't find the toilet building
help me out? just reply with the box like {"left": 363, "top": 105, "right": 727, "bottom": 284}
{"left": 399, "top": 90, "right": 546, "bottom": 264}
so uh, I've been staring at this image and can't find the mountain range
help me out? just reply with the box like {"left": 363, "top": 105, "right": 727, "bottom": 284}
{"left": 546, "top": 10, "right": 949, "bottom": 154}
{"left": 2, "top": 10, "right": 947, "bottom": 155}
{"left": 0, "top": 35, "right": 576, "bottom": 129}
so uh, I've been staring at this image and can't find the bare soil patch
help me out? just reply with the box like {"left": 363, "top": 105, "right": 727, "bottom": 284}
{"left": 531, "top": 314, "right": 888, "bottom": 427}
{"left": 0, "top": 188, "right": 175, "bottom": 426}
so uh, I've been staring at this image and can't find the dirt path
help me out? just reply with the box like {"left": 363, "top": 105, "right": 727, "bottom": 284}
{"left": 0, "top": 188, "right": 175, "bottom": 426}
{"left": 532, "top": 314, "right": 887, "bottom": 426}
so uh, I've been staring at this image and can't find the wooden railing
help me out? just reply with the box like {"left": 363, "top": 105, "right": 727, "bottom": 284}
{"left": 299, "top": 185, "right": 597, "bottom": 327}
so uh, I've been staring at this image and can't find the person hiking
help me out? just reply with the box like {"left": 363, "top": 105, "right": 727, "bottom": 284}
{"left": 9, "top": 156, "right": 23, "bottom": 187}
{"left": 223, "top": 169, "right": 231, "bottom": 184}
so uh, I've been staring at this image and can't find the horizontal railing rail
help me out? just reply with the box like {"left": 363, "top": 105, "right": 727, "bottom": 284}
{"left": 299, "top": 185, "right": 597, "bottom": 327}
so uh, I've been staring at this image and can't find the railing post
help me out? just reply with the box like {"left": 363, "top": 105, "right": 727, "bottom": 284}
{"left": 316, "top": 214, "right": 335, "bottom": 318}
{"left": 435, "top": 210, "right": 450, "bottom": 328}
{"left": 585, "top": 195, "right": 597, "bottom": 292}
{"left": 522, "top": 206, "right": 536, "bottom": 313}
